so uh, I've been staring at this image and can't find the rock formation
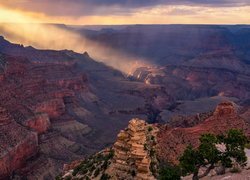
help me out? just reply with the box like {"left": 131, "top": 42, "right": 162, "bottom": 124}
{"left": 0, "top": 107, "right": 38, "bottom": 179}
{"left": 0, "top": 52, "right": 89, "bottom": 178}
{"left": 110, "top": 119, "right": 157, "bottom": 180}
{"left": 157, "top": 101, "right": 249, "bottom": 164}
{"left": 61, "top": 118, "right": 159, "bottom": 180}
{"left": 60, "top": 101, "right": 250, "bottom": 179}
{"left": 0, "top": 37, "right": 160, "bottom": 179}
{"left": 23, "top": 113, "right": 51, "bottom": 134}
{"left": 1, "top": 24, "right": 250, "bottom": 179}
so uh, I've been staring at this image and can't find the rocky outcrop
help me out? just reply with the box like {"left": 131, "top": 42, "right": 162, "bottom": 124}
{"left": 110, "top": 119, "right": 156, "bottom": 180}
{"left": 157, "top": 101, "right": 249, "bottom": 164}
{"left": 35, "top": 99, "right": 65, "bottom": 119}
{"left": 23, "top": 113, "right": 51, "bottom": 134}
{"left": 60, "top": 119, "right": 158, "bottom": 180}
{"left": 132, "top": 65, "right": 250, "bottom": 100}
{"left": 60, "top": 102, "right": 250, "bottom": 179}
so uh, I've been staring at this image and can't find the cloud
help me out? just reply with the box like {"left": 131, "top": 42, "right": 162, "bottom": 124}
{"left": 1, "top": 0, "right": 250, "bottom": 17}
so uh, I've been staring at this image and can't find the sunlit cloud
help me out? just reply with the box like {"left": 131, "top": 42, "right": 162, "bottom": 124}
{"left": 0, "top": 1, "right": 249, "bottom": 73}
{"left": 0, "top": 1, "right": 250, "bottom": 25}
{"left": 0, "top": 5, "right": 151, "bottom": 73}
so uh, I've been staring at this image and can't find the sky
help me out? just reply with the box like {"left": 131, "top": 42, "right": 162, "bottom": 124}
{"left": 0, "top": 0, "right": 250, "bottom": 25}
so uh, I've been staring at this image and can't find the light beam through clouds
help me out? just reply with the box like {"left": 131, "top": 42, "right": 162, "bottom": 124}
{"left": 0, "top": 5, "right": 151, "bottom": 74}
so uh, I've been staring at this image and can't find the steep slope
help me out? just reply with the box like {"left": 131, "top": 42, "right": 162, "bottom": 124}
{"left": 157, "top": 101, "right": 250, "bottom": 164}
{"left": 0, "top": 37, "right": 170, "bottom": 179}
{"left": 1, "top": 24, "right": 250, "bottom": 178}
{"left": 61, "top": 118, "right": 159, "bottom": 180}
{"left": 0, "top": 107, "right": 38, "bottom": 179}
{"left": 76, "top": 25, "right": 250, "bottom": 68}
{"left": 61, "top": 101, "right": 250, "bottom": 180}
{"left": 132, "top": 65, "right": 250, "bottom": 101}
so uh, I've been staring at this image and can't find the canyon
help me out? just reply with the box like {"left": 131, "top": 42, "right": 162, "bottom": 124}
{"left": 0, "top": 36, "right": 168, "bottom": 179}
{"left": 0, "top": 24, "right": 250, "bottom": 179}
{"left": 61, "top": 101, "right": 250, "bottom": 179}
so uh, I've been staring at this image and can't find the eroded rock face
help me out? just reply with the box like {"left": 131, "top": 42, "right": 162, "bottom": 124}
{"left": 132, "top": 65, "right": 250, "bottom": 101}
{"left": 108, "top": 118, "right": 157, "bottom": 180}
{"left": 213, "top": 101, "right": 237, "bottom": 117}
{"left": 0, "top": 53, "right": 89, "bottom": 178}
{"left": 0, "top": 107, "right": 38, "bottom": 179}
{"left": 157, "top": 101, "right": 249, "bottom": 164}
{"left": 60, "top": 102, "right": 250, "bottom": 179}
{"left": 23, "top": 113, "right": 51, "bottom": 134}
{"left": 35, "top": 99, "right": 65, "bottom": 119}
{"left": 0, "top": 37, "right": 155, "bottom": 179}
{"left": 60, "top": 119, "right": 158, "bottom": 180}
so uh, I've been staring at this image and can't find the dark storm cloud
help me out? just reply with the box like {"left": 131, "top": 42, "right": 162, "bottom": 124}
{"left": 1, "top": 0, "right": 250, "bottom": 16}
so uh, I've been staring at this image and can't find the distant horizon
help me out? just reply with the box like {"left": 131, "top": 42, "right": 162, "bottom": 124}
{"left": 1, "top": 22, "right": 250, "bottom": 26}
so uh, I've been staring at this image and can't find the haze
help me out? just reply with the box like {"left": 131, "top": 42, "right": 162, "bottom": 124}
{"left": 0, "top": 0, "right": 249, "bottom": 73}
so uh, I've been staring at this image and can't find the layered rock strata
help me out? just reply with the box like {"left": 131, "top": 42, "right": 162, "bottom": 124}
{"left": 157, "top": 101, "right": 249, "bottom": 164}
{"left": 0, "top": 107, "right": 38, "bottom": 179}
{"left": 111, "top": 119, "right": 156, "bottom": 180}
{"left": 60, "top": 119, "right": 158, "bottom": 180}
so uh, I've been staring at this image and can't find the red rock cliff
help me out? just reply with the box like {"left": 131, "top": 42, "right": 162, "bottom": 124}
{"left": 157, "top": 101, "right": 249, "bottom": 164}
{"left": 0, "top": 107, "right": 38, "bottom": 179}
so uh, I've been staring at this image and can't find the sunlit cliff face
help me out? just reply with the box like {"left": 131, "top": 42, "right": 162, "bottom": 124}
{"left": 0, "top": 6, "right": 150, "bottom": 74}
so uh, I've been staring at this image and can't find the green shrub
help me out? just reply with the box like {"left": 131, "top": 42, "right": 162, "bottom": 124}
{"left": 55, "top": 176, "right": 62, "bottom": 180}
{"left": 150, "top": 149, "right": 155, "bottom": 157}
{"left": 94, "top": 168, "right": 100, "bottom": 177}
{"left": 101, "top": 160, "right": 109, "bottom": 170}
{"left": 245, "top": 143, "right": 250, "bottom": 149}
{"left": 100, "top": 173, "right": 111, "bottom": 180}
{"left": 131, "top": 170, "right": 136, "bottom": 177}
{"left": 159, "top": 165, "right": 181, "bottom": 180}
{"left": 64, "top": 176, "right": 72, "bottom": 180}
{"left": 180, "top": 129, "right": 248, "bottom": 179}
{"left": 148, "top": 126, "right": 153, "bottom": 132}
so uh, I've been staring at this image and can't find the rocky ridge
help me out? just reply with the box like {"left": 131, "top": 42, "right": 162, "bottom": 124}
{"left": 109, "top": 119, "right": 158, "bottom": 180}
{"left": 61, "top": 118, "right": 158, "bottom": 180}
{"left": 157, "top": 101, "right": 250, "bottom": 164}
{"left": 61, "top": 101, "right": 250, "bottom": 179}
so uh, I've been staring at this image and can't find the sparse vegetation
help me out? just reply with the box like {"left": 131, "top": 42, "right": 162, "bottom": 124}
{"left": 230, "top": 166, "right": 241, "bottom": 173}
{"left": 179, "top": 129, "right": 248, "bottom": 180}
{"left": 69, "top": 149, "right": 114, "bottom": 179}
{"left": 148, "top": 126, "right": 153, "bottom": 132}
{"left": 94, "top": 168, "right": 100, "bottom": 177}
{"left": 64, "top": 176, "right": 71, "bottom": 180}
{"left": 131, "top": 170, "right": 136, "bottom": 177}
{"left": 159, "top": 164, "right": 181, "bottom": 180}
{"left": 55, "top": 175, "right": 62, "bottom": 180}
{"left": 245, "top": 143, "right": 250, "bottom": 149}
{"left": 100, "top": 173, "right": 111, "bottom": 180}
